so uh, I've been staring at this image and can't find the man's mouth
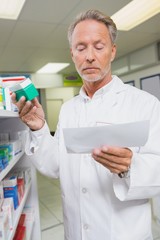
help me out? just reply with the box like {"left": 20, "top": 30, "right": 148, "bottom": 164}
{"left": 83, "top": 67, "right": 99, "bottom": 72}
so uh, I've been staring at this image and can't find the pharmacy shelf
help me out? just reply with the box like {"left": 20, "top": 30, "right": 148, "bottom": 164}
{"left": 8, "top": 181, "right": 31, "bottom": 240}
{"left": 26, "top": 220, "right": 34, "bottom": 240}
{"left": 0, "top": 151, "right": 24, "bottom": 181}
{"left": 0, "top": 110, "right": 18, "bottom": 118}
{"left": 0, "top": 111, "right": 41, "bottom": 240}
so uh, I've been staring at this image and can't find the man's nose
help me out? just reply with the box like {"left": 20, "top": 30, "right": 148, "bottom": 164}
{"left": 86, "top": 48, "right": 95, "bottom": 63}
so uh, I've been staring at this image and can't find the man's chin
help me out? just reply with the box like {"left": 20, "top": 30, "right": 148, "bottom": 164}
{"left": 82, "top": 76, "right": 102, "bottom": 82}
{"left": 79, "top": 72, "right": 99, "bottom": 82}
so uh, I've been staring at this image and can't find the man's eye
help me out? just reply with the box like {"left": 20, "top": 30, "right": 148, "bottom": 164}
{"left": 77, "top": 46, "right": 85, "bottom": 51}
{"left": 96, "top": 46, "right": 103, "bottom": 50}
{"left": 95, "top": 43, "right": 104, "bottom": 50}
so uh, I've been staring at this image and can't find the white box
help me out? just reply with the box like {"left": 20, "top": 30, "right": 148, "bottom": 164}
{"left": 0, "top": 212, "right": 10, "bottom": 240}
{"left": 0, "top": 199, "right": 3, "bottom": 211}
{"left": 0, "top": 183, "right": 3, "bottom": 199}
{"left": 2, "top": 198, "right": 14, "bottom": 230}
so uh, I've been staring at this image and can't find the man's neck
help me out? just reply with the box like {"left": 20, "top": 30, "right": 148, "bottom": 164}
{"left": 83, "top": 76, "right": 112, "bottom": 98}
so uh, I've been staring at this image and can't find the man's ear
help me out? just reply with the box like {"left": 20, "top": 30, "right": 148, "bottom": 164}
{"left": 111, "top": 44, "right": 117, "bottom": 62}
{"left": 70, "top": 48, "right": 73, "bottom": 58}
{"left": 70, "top": 48, "right": 75, "bottom": 63}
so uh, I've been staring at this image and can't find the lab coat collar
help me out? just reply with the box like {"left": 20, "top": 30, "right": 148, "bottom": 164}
{"left": 79, "top": 75, "right": 127, "bottom": 101}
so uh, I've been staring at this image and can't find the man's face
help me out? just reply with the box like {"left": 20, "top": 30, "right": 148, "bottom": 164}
{"left": 71, "top": 19, "right": 116, "bottom": 83}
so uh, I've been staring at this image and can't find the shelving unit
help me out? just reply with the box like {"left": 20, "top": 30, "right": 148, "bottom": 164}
{"left": 0, "top": 152, "right": 24, "bottom": 182}
{"left": 0, "top": 110, "right": 41, "bottom": 240}
{"left": 8, "top": 182, "right": 31, "bottom": 240}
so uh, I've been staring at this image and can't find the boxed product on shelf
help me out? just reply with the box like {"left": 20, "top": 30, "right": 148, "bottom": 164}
{"left": 9, "top": 78, "right": 39, "bottom": 101}
{"left": 0, "top": 133, "right": 9, "bottom": 145}
{"left": 0, "top": 183, "right": 3, "bottom": 199}
{"left": 0, "top": 143, "right": 13, "bottom": 161}
{"left": 0, "top": 86, "right": 3, "bottom": 110}
{"left": 0, "top": 160, "right": 4, "bottom": 172}
{"left": 9, "top": 131, "right": 24, "bottom": 155}
{"left": 9, "top": 139, "right": 22, "bottom": 157}
{"left": 13, "top": 172, "right": 25, "bottom": 204}
{"left": 13, "top": 213, "right": 27, "bottom": 240}
{"left": 13, "top": 225, "right": 26, "bottom": 240}
{"left": 2, "top": 176, "right": 19, "bottom": 210}
{"left": 23, "top": 168, "right": 31, "bottom": 186}
{"left": 22, "top": 207, "right": 34, "bottom": 222}
{"left": 0, "top": 148, "right": 9, "bottom": 171}
{"left": 22, "top": 207, "right": 35, "bottom": 239}
{"left": 0, "top": 199, "right": 3, "bottom": 210}
{"left": 1, "top": 86, "right": 12, "bottom": 111}
{"left": 1, "top": 197, "right": 14, "bottom": 230}
{"left": 13, "top": 167, "right": 31, "bottom": 186}
{"left": 0, "top": 212, "right": 10, "bottom": 240}
{"left": 0, "top": 76, "right": 26, "bottom": 112}
{"left": 18, "top": 214, "right": 26, "bottom": 227}
{"left": 9, "top": 132, "right": 25, "bottom": 155}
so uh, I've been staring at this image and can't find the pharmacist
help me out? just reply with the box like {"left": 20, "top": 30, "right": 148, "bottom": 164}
{"left": 12, "top": 9, "right": 160, "bottom": 240}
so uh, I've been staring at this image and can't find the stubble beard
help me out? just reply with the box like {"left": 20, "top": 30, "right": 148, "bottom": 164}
{"left": 76, "top": 64, "right": 111, "bottom": 83}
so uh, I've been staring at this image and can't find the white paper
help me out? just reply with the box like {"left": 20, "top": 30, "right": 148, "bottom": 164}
{"left": 63, "top": 120, "right": 149, "bottom": 153}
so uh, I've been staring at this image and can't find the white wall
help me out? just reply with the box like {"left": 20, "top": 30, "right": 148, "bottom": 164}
{"left": 46, "top": 87, "right": 79, "bottom": 101}
{"left": 121, "top": 64, "right": 160, "bottom": 89}
{"left": 112, "top": 42, "right": 160, "bottom": 89}
{"left": 45, "top": 87, "right": 80, "bottom": 132}
{"left": 32, "top": 73, "right": 63, "bottom": 88}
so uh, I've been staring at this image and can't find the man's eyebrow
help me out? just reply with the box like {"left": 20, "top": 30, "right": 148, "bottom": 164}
{"left": 75, "top": 41, "right": 86, "bottom": 46}
{"left": 76, "top": 40, "right": 103, "bottom": 45}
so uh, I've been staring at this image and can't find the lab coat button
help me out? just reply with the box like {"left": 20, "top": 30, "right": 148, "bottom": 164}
{"left": 83, "top": 224, "right": 89, "bottom": 230}
{"left": 82, "top": 188, "right": 87, "bottom": 193}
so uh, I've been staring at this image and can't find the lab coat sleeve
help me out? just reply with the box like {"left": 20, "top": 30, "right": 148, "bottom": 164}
{"left": 25, "top": 121, "right": 60, "bottom": 178}
{"left": 113, "top": 98, "right": 160, "bottom": 201}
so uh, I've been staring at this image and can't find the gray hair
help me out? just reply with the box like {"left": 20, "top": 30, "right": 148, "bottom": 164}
{"left": 68, "top": 9, "right": 117, "bottom": 46}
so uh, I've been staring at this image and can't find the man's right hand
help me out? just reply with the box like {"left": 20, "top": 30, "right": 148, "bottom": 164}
{"left": 11, "top": 92, "right": 45, "bottom": 131}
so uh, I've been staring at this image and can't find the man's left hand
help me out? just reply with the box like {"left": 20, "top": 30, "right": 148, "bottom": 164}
{"left": 92, "top": 146, "right": 132, "bottom": 174}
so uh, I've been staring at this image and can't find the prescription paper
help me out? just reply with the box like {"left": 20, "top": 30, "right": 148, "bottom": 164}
{"left": 63, "top": 120, "right": 149, "bottom": 153}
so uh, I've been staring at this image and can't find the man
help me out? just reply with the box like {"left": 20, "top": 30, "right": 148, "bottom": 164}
{"left": 12, "top": 9, "right": 160, "bottom": 240}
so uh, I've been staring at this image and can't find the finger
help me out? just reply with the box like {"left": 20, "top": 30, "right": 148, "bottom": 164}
{"left": 15, "top": 96, "right": 26, "bottom": 113}
{"left": 31, "top": 97, "right": 41, "bottom": 108}
{"left": 18, "top": 100, "right": 32, "bottom": 117}
{"left": 92, "top": 148, "right": 131, "bottom": 169}
{"left": 101, "top": 146, "right": 132, "bottom": 158}
{"left": 92, "top": 148, "right": 125, "bottom": 163}
{"left": 96, "top": 156, "right": 129, "bottom": 173}
{"left": 11, "top": 92, "right": 17, "bottom": 103}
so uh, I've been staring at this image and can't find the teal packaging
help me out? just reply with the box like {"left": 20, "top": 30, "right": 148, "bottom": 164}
{"left": 10, "top": 78, "right": 39, "bottom": 101}
{"left": 0, "top": 149, "right": 9, "bottom": 169}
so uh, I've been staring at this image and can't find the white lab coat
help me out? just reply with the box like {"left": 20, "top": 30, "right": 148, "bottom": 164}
{"left": 26, "top": 76, "right": 160, "bottom": 240}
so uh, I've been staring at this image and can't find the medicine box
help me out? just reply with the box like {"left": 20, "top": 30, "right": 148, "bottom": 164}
{"left": 0, "top": 212, "right": 10, "bottom": 240}
{"left": 2, "top": 197, "right": 14, "bottom": 230}
{"left": 0, "top": 182, "right": 4, "bottom": 199}
{"left": 0, "top": 143, "right": 13, "bottom": 161}
{"left": 10, "top": 78, "right": 39, "bottom": 101}
{"left": 14, "top": 172, "right": 25, "bottom": 204}
{"left": 13, "top": 225, "right": 26, "bottom": 240}
{"left": 0, "top": 148, "right": 9, "bottom": 171}
{"left": 3, "top": 176, "right": 19, "bottom": 210}
{"left": 9, "top": 139, "right": 22, "bottom": 156}
{"left": 0, "top": 199, "right": 3, "bottom": 210}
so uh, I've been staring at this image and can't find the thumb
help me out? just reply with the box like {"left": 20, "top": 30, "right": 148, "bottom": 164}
{"left": 31, "top": 97, "right": 41, "bottom": 107}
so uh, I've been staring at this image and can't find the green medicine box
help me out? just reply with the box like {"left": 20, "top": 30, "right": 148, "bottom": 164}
{"left": 10, "top": 78, "right": 39, "bottom": 101}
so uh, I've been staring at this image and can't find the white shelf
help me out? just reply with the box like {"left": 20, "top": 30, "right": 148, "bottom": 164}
{"left": 0, "top": 110, "right": 41, "bottom": 240}
{"left": 8, "top": 181, "right": 32, "bottom": 240}
{"left": 26, "top": 220, "right": 34, "bottom": 240}
{"left": 0, "top": 110, "right": 18, "bottom": 118}
{"left": 0, "top": 152, "right": 24, "bottom": 181}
